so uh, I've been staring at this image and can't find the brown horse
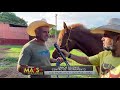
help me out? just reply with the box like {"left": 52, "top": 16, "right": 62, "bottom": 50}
{"left": 52, "top": 22, "right": 104, "bottom": 73}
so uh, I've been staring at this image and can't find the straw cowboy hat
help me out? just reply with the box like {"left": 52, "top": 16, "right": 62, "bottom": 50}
{"left": 27, "top": 18, "right": 55, "bottom": 36}
{"left": 91, "top": 18, "right": 120, "bottom": 34}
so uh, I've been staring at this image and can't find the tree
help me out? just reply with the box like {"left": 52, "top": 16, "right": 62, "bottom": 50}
{"left": 0, "top": 12, "right": 27, "bottom": 26}
{"left": 50, "top": 27, "right": 60, "bottom": 37}
{"left": 49, "top": 27, "right": 56, "bottom": 35}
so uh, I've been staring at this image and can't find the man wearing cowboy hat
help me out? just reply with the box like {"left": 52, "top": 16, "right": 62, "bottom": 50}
{"left": 17, "top": 19, "right": 62, "bottom": 78}
{"left": 59, "top": 18, "right": 120, "bottom": 78}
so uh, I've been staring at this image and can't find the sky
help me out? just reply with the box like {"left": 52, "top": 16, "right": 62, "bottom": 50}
{"left": 13, "top": 12, "right": 120, "bottom": 30}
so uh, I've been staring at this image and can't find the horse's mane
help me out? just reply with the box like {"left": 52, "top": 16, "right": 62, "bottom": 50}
{"left": 58, "top": 23, "right": 88, "bottom": 39}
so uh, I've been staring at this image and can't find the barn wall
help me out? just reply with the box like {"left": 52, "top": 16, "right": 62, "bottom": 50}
{"left": 0, "top": 23, "right": 29, "bottom": 45}
{"left": 0, "top": 38, "right": 29, "bottom": 45}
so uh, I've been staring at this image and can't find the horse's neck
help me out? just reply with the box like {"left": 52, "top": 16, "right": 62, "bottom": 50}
{"left": 73, "top": 31, "right": 103, "bottom": 56}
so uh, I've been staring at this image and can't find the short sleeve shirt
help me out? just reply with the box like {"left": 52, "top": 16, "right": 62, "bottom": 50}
{"left": 88, "top": 51, "right": 120, "bottom": 78}
{"left": 18, "top": 39, "right": 51, "bottom": 67}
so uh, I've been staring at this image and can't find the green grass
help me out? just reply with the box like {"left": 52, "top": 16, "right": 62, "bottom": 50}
{"left": 8, "top": 48, "right": 22, "bottom": 53}
{"left": 0, "top": 45, "right": 23, "bottom": 70}
{"left": 0, "top": 45, "right": 22, "bottom": 53}
{"left": 0, "top": 45, "right": 22, "bottom": 48}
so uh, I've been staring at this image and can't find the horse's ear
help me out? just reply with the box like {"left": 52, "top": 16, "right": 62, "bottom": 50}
{"left": 63, "top": 22, "right": 69, "bottom": 33}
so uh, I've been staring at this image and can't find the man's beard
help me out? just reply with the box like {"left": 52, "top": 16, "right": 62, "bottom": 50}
{"left": 103, "top": 46, "right": 113, "bottom": 51}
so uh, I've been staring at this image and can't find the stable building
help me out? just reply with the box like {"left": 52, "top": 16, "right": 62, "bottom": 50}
{"left": 0, "top": 22, "right": 29, "bottom": 45}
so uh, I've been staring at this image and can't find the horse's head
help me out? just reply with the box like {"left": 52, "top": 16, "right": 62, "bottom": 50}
{"left": 52, "top": 22, "right": 82, "bottom": 58}
{"left": 52, "top": 22, "right": 104, "bottom": 59}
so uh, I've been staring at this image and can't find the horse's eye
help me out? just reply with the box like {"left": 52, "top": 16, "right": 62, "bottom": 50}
{"left": 59, "top": 39, "right": 62, "bottom": 42}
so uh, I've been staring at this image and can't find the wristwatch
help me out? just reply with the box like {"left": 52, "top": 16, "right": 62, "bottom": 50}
{"left": 68, "top": 53, "right": 72, "bottom": 58}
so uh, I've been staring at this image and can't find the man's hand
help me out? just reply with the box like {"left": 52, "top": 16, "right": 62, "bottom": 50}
{"left": 50, "top": 57, "right": 64, "bottom": 63}
{"left": 17, "top": 64, "right": 28, "bottom": 74}
{"left": 56, "top": 57, "right": 64, "bottom": 63}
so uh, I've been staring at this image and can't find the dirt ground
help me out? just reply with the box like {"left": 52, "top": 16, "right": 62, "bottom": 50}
{"left": 0, "top": 67, "right": 28, "bottom": 78}
{"left": 0, "top": 49, "right": 28, "bottom": 78}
